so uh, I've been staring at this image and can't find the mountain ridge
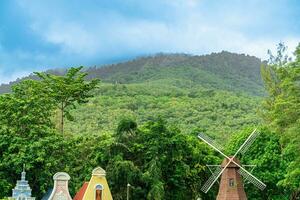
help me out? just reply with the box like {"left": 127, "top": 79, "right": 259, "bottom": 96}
{"left": 0, "top": 51, "right": 265, "bottom": 95}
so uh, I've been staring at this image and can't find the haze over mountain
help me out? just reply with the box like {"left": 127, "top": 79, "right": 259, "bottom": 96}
{"left": 0, "top": 51, "right": 264, "bottom": 96}
{"left": 1, "top": 0, "right": 299, "bottom": 82}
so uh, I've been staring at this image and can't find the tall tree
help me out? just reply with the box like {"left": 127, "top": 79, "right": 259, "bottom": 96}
{"left": 0, "top": 79, "right": 75, "bottom": 198}
{"left": 35, "top": 66, "right": 99, "bottom": 135}
{"left": 261, "top": 43, "right": 300, "bottom": 199}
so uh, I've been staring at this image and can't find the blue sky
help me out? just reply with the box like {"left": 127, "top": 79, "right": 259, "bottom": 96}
{"left": 0, "top": 0, "right": 299, "bottom": 83}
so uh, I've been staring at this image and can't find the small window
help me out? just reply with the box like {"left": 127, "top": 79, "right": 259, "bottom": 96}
{"left": 229, "top": 178, "right": 235, "bottom": 187}
{"left": 96, "top": 184, "right": 103, "bottom": 190}
{"left": 95, "top": 184, "right": 104, "bottom": 200}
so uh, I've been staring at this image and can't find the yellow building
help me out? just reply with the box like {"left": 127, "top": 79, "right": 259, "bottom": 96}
{"left": 74, "top": 167, "right": 113, "bottom": 200}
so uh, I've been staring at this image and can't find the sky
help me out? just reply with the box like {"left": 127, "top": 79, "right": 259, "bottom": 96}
{"left": 0, "top": 0, "right": 299, "bottom": 84}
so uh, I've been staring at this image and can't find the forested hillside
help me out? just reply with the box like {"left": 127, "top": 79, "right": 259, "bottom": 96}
{"left": 2, "top": 49, "right": 298, "bottom": 199}
{"left": 0, "top": 52, "right": 264, "bottom": 141}
{"left": 85, "top": 51, "right": 264, "bottom": 95}
{"left": 0, "top": 0, "right": 299, "bottom": 199}
{"left": 65, "top": 82, "right": 260, "bottom": 141}
{"left": 0, "top": 51, "right": 264, "bottom": 95}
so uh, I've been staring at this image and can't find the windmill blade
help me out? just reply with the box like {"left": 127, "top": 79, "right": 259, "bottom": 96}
{"left": 239, "top": 130, "right": 261, "bottom": 155}
{"left": 242, "top": 165, "right": 256, "bottom": 185}
{"left": 230, "top": 158, "right": 266, "bottom": 190}
{"left": 238, "top": 168, "right": 266, "bottom": 190}
{"left": 198, "top": 133, "right": 234, "bottom": 193}
{"left": 200, "top": 157, "right": 235, "bottom": 193}
{"left": 201, "top": 165, "right": 222, "bottom": 193}
{"left": 198, "top": 129, "right": 266, "bottom": 193}
{"left": 233, "top": 129, "right": 258, "bottom": 157}
{"left": 207, "top": 165, "right": 222, "bottom": 184}
{"left": 242, "top": 165, "right": 256, "bottom": 173}
{"left": 197, "top": 133, "right": 226, "bottom": 156}
{"left": 230, "top": 128, "right": 265, "bottom": 190}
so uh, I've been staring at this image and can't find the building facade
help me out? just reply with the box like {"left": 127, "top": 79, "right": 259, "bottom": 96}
{"left": 73, "top": 167, "right": 113, "bottom": 200}
{"left": 9, "top": 167, "right": 35, "bottom": 200}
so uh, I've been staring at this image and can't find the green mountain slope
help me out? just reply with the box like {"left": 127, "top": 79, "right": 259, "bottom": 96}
{"left": 0, "top": 51, "right": 264, "bottom": 141}
{"left": 85, "top": 51, "right": 264, "bottom": 95}
{"left": 65, "top": 82, "right": 261, "bottom": 141}
{"left": 0, "top": 51, "right": 264, "bottom": 95}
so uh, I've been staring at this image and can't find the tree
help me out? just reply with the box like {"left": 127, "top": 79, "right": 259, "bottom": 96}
{"left": 0, "top": 80, "right": 55, "bottom": 138}
{"left": 0, "top": 79, "right": 75, "bottom": 199}
{"left": 267, "top": 42, "right": 291, "bottom": 66}
{"left": 0, "top": 131, "right": 75, "bottom": 198}
{"left": 35, "top": 67, "right": 99, "bottom": 135}
{"left": 107, "top": 118, "right": 219, "bottom": 200}
{"left": 261, "top": 43, "right": 300, "bottom": 199}
{"left": 226, "top": 127, "right": 290, "bottom": 200}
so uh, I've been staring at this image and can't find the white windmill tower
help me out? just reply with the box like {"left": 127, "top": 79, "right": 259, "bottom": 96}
{"left": 198, "top": 129, "right": 266, "bottom": 200}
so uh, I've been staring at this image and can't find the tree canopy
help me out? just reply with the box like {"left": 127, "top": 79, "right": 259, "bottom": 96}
{"left": 0, "top": 46, "right": 299, "bottom": 199}
{"left": 35, "top": 66, "right": 99, "bottom": 134}
{"left": 261, "top": 43, "right": 300, "bottom": 199}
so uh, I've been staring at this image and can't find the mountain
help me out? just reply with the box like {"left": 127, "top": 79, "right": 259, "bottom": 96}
{"left": 0, "top": 51, "right": 264, "bottom": 141}
{"left": 85, "top": 51, "right": 264, "bottom": 95}
{"left": 0, "top": 51, "right": 264, "bottom": 95}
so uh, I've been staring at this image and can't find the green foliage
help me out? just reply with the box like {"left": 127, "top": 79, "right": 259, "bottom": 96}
{"left": 67, "top": 132, "right": 114, "bottom": 195}
{"left": 267, "top": 42, "right": 291, "bottom": 66}
{"left": 0, "top": 48, "right": 299, "bottom": 199}
{"left": 0, "top": 80, "right": 55, "bottom": 138}
{"left": 0, "top": 68, "right": 101, "bottom": 198}
{"left": 35, "top": 66, "right": 99, "bottom": 134}
{"left": 0, "top": 52, "right": 264, "bottom": 96}
{"left": 87, "top": 52, "right": 264, "bottom": 96}
{"left": 0, "top": 79, "right": 74, "bottom": 198}
{"left": 0, "top": 131, "right": 75, "bottom": 198}
{"left": 227, "top": 127, "right": 290, "bottom": 199}
{"left": 65, "top": 82, "right": 261, "bottom": 143}
{"left": 107, "top": 118, "right": 219, "bottom": 200}
{"left": 261, "top": 43, "right": 300, "bottom": 198}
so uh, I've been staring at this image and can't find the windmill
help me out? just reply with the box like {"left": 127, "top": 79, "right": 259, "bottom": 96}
{"left": 198, "top": 129, "right": 266, "bottom": 200}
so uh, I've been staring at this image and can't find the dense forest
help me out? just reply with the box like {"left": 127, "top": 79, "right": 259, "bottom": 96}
{"left": 0, "top": 52, "right": 263, "bottom": 141}
{"left": 0, "top": 48, "right": 299, "bottom": 199}
{"left": 0, "top": 51, "right": 264, "bottom": 96}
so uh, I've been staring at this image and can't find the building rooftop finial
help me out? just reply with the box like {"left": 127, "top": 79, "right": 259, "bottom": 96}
{"left": 21, "top": 164, "right": 26, "bottom": 181}
{"left": 10, "top": 164, "right": 35, "bottom": 200}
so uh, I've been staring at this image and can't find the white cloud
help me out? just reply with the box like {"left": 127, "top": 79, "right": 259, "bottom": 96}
{"left": 22, "top": 0, "right": 299, "bottom": 61}
{"left": 31, "top": 21, "right": 101, "bottom": 56}
{"left": 0, "top": 69, "right": 31, "bottom": 84}
{"left": 0, "top": 0, "right": 295, "bottom": 85}
{"left": 0, "top": 43, "right": 55, "bottom": 84}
